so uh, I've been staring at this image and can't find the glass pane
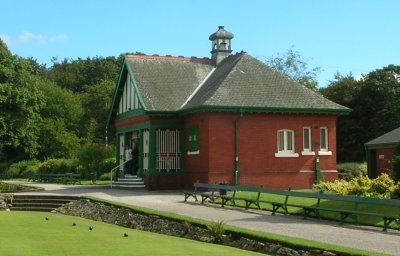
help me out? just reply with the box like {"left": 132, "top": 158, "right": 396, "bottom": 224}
{"left": 278, "top": 131, "right": 284, "bottom": 151}
{"left": 303, "top": 128, "right": 310, "bottom": 149}
{"left": 287, "top": 131, "right": 293, "bottom": 151}
{"left": 320, "top": 128, "right": 327, "bottom": 149}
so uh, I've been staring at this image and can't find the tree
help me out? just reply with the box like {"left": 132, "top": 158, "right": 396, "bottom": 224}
{"left": 47, "top": 56, "right": 121, "bottom": 93}
{"left": 35, "top": 79, "right": 84, "bottom": 159}
{"left": 80, "top": 80, "right": 115, "bottom": 141}
{"left": 0, "top": 39, "right": 44, "bottom": 160}
{"left": 322, "top": 66, "right": 400, "bottom": 162}
{"left": 265, "top": 47, "right": 322, "bottom": 90}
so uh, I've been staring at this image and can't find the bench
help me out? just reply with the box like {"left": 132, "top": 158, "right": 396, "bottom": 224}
{"left": 184, "top": 181, "right": 235, "bottom": 204}
{"left": 236, "top": 187, "right": 400, "bottom": 232}
{"left": 184, "top": 182, "right": 400, "bottom": 231}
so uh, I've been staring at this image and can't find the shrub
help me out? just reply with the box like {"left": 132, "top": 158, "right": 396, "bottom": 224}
{"left": 76, "top": 144, "right": 115, "bottom": 179}
{"left": 207, "top": 220, "right": 225, "bottom": 243}
{"left": 314, "top": 173, "right": 398, "bottom": 198}
{"left": 99, "top": 172, "right": 111, "bottom": 181}
{"left": 38, "top": 159, "right": 79, "bottom": 174}
{"left": 337, "top": 162, "right": 367, "bottom": 181}
{"left": 314, "top": 179, "right": 350, "bottom": 195}
{"left": 368, "top": 173, "right": 394, "bottom": 198}
{"left": 7, "top": 160, "right": 41, "bottom": 178}
{"left": 342, "top": 175, "right": 370, "bottom": 196}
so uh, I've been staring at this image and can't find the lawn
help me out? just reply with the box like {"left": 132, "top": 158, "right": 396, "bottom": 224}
{"left": 0, "top": 211, "right": 265, "bottom": 256}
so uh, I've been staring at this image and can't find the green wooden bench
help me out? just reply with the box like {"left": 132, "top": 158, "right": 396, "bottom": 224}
{"left": 185, "top": 182, "right": 400, "bottom": 231}
{"left": 184, "top": 181, "right": 235, "bottom": 204}
{"left": 228, "top": 186, "right": 400, "bottom": 232}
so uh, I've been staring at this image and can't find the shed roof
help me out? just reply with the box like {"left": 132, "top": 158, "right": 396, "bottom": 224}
{"left": 365, "top": 127, "right": 400, "bottom": 149}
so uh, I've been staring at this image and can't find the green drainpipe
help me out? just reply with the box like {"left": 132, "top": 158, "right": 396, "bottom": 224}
{"left": 315, "top": 157, "right": 321, "bottom": 184}
{"left": 234, "top": 110, "right": 244, "bottom": 186}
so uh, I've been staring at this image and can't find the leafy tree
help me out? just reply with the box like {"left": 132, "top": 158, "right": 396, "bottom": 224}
{"left": 265, "top": 47, "right": 321, "bottom": 90}
{"left": 47, "top": 56, "right": 121, "bottom": 93}
{"left": 81, "top": 80, "right": 115, "bottom": 141}
{"left": 0, "top": 39, "right": 44, "bottom": 160}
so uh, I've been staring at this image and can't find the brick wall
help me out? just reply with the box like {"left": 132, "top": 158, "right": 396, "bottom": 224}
{"left": 184, "top": 112, "right": 339, "bottom": 189}
{"left": 376, "top": 148, "right": 394, "bottom": 176}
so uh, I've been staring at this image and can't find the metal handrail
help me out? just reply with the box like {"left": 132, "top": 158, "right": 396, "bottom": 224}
{"left": 110, "top": 159, "right": 130, "bottom": 189}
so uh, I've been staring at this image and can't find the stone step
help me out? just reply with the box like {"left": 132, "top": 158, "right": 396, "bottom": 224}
{"left": 10, "top": 207, "right": 57, "bottom": 212}
{"left": 12, "top": 195, "right": 79, "bottom": 200}
{"left": 111, "top": 184, "right": 146, "bottom": 190}
{"left": 11, "top": 198, "right": 74, "bottom": 204}
{"left": 10, "top": 195, "right": 79, "bottom": 212}
{"left": 11, "top": 202, "right": 64, "bottom": 208}
{"left": 117, "top": 178, "right": 143, "bottom": 182}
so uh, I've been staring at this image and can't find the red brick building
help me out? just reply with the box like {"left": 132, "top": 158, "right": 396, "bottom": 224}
{"left": 107, "top": 26, "right": 349, "bottom": 189}
{"left": 365, "top": 127, "right": 400, "bottom": 178}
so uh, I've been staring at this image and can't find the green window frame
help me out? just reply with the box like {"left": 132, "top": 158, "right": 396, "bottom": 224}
{"left": 188, "top": 125, "right": 199, "bottom": 153}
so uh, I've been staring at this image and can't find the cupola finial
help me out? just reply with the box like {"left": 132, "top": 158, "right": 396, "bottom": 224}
{"left": 209, "top": 26, "right": 234, "bottom": 64}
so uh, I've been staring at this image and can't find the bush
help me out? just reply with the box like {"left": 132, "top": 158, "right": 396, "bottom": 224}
{"left": 38, "top": 159, "right": 79, "bottom": 174}
{"left": 7, "top": 160, "right": 41, "bottom": 178}
{"left": 337, "top": 162, "right": 367, "bottom": 181}
{"left": 99, "top": 172, "right": 111, "bottom": 181}
{"left": 314, "top": 173, "right": 398, "bottom": 198}
{"left": 368, "top": 173, "right": 394, "bottom": 198}
{"left": 76, "top": 144, "right": 115, "bottom": 179}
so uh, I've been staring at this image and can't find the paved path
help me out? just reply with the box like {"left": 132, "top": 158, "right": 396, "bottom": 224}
{"left": 7, "top": 182, "right": 400, "bottom": 255}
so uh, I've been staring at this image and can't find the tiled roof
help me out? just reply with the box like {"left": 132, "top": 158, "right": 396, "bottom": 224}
{"left": 123, "top": 52, "right": 349, "bottom": 114}
{"left": 182, "top": 52, "right": 348, "bottom": 112}
{"left": 365, "top": 127, "right": 400, "bottom": 147}
{"left": 126, "top": 55, "right": 214, "bottom": 111}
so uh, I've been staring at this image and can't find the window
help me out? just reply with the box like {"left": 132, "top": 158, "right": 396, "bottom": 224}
{"left": 319, "top": 127, "right": 332, "bottom": 155}
{"left": 302, "top": 127, "right": 315, "bottom": 155}
{"left": 275, "top": 129, "right": 298, "bottom": 157}
{"left": 188, "top": 125, "right": 199, "bottom": 154}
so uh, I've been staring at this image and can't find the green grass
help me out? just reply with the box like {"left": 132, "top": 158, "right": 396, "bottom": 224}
{"left": 0, "top": 211, "right": 265, "bottom": 256}
{"left": 85, "top": 196, "right": 383, "bottom": 256}
{"left": 223, "top": 191, "right": 400, "bottom": 229}
{"left": 79, "top": 180, "right": 111, "bottom": 185}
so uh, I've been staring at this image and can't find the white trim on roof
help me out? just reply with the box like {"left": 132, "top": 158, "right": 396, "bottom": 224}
{"left": 179, "top": 67, "right": 216, "bottom": 109}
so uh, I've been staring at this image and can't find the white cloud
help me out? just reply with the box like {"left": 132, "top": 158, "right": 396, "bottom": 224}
{"left": 0, "top": 32, "right": 69, "bottom": 45}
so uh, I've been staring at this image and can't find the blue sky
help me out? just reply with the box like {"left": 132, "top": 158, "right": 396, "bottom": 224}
{"left": 1, "top": 0, "right": 399, "bottom": 87}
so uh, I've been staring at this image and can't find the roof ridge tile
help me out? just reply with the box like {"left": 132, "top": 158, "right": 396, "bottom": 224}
{"left": 125, "top": 53, "right": 214, "bottom": 65}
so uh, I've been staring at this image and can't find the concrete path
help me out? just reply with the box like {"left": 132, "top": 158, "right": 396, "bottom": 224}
{"left": 6, "top": 181, "right": 400, "bottom": 255}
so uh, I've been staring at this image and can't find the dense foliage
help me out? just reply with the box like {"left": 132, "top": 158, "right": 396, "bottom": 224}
{"left": 336, "top": 162, "right": 367, "bottom": 181}
{"left": 0, "top": 39, "right": 121, "bottom": 163}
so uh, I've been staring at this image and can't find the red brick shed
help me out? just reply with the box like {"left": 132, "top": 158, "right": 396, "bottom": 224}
{"left": 107, "top": 26, "right": 349, "bottom": 189}
{"left": 365, "top": 127, "right": 400, "bottom": 178}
